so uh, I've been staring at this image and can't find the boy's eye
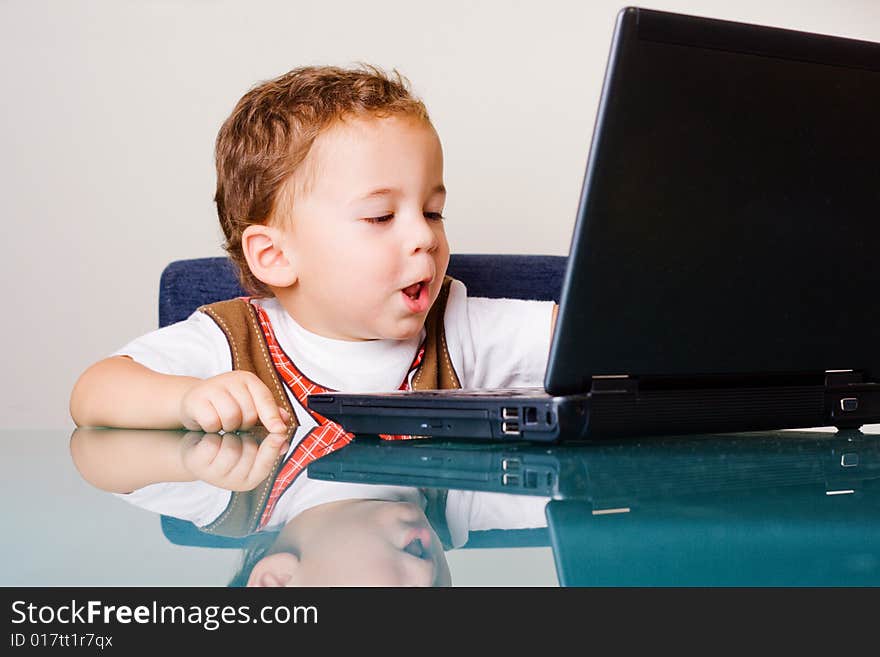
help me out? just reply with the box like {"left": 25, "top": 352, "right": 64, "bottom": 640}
{"left": 363, "top": 213, "right": 446, "bottom": 224}
{"left": 363, "top": 214, "right": 394, "bottom": 224}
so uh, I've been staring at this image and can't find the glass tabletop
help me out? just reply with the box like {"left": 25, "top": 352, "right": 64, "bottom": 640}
{"left": 1, "top": 428, "right": 556, "bottom": 587}
{"left": 308, "top": 425, "right": 880, "bottom": 585}
{"left": 6, "top": 426, "right": 879, "bottom": 586}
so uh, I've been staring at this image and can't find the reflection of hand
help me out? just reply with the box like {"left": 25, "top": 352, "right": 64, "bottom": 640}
{"left": 180, "top": 431, "right": 290, "bottom": 491}
{"left": 179, "top": 371, "right": 291, "bottom": 433}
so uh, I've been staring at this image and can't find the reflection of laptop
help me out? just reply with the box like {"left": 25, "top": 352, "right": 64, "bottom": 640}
{"left": 308, "top": 7, "right": 880, "bottom": 442}
{"left": 545, "top": 478, "right": 880, "bottom": 586}
{"left": 308, "top": 430, "right": 880, "bottom": 503}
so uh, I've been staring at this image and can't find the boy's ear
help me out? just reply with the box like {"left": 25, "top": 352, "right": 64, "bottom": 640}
{"left": 241, "top": 225, "right": 297, "bottom": 289}
{"left": 247, "top": 552, "right": 300, "bottom": 587}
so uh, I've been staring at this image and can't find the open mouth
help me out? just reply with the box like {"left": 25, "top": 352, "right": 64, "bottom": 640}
{"left": 402, "top": 527, "right": 434, "bottom": 560}
{"left": 403, "top": 537, "right": 427, "bottom": 558}
{"left": 400, "top": 279, "right": 431, "bottom": 314}
{"left": 402, "top": 281, "right": 425, "bottom": 300}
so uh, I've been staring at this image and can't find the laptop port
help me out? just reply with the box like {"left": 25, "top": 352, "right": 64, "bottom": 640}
{"left": 502, "top": 420, "right": 520, "bottom": 435}
{"left": 841, "top": 398, "right": 859, "bottom": 412}
{"left": 502, "top": 473, "right": 521, "bottom": 486}
{"left": 524, "top": 407, "right": 538, "bottom": 424}
{"left": 502, "top": 407, "right": 518, "bottom": 420}
{"left": 502, "top": 458, "right": 521, "bottom": 471}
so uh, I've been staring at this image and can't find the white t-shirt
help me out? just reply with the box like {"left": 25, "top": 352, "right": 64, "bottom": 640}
{"left": 111, "top": 279, "right": 554, "bottom": 545}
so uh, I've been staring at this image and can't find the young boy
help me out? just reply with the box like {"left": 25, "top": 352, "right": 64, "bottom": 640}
{"left": 69, "top": 65, "right": 554, "bottom": 584}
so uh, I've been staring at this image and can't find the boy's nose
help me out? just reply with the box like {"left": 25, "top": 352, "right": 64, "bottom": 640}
{"left": 404, "top": 214, "right": 439, "bottom": 253}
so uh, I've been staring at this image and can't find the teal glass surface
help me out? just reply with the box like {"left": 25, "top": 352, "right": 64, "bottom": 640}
{"left": 11, "top": 427, "right": 879, "bottom": 585}
{"left": 309, "top": 428, "right": 880, "bottom": 585}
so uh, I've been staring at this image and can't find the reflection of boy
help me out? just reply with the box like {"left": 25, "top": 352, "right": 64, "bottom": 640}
{"left": 234, "top": 494, "right": 549, "bottom": 587}
{"left": 69, "top": 65, "right": 554, "bottom": 584}
{"left": 71, "top": 428, "right": 548, "bottom": 587}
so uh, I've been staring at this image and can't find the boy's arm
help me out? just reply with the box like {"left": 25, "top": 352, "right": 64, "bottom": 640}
{"left": 70, "top": 355, "right": 290, "bottom": 432}
{"left": 70, "top": 355, "right": 199, "bottom": 429}
{"left": 70, "top": 427, "right": 290, "bottom": 494}
{"left": 69, "top": 427, "right": 194, "bottom": 494}
{"left": 551, "top": 303, "right": 559, "bottom": 339}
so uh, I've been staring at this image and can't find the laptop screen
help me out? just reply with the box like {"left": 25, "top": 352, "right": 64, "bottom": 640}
{"left": 547, "top": 8, "right": 880, "bottom": 394}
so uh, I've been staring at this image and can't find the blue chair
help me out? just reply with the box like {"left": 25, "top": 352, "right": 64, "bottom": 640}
{"left": 159, "top": 254, "right": 567, "bottom": 549}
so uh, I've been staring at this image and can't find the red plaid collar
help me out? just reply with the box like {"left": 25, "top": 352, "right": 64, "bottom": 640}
{"left": 248, "top": 299, "right": 425, "bottom": 529}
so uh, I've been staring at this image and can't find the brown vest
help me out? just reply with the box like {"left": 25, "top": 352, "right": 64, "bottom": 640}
{"left": 195, "top": 276, "right": 461, "bottom": 540}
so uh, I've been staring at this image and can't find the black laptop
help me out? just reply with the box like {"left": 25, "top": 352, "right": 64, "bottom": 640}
{"left": 307, "top": 6, "right": 880, "bottom": 442}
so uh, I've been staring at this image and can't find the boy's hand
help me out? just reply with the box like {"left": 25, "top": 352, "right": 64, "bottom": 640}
{"left": 179, "top": 431, "right": 290, "bottom": 491}
{"left": 179, "top": 371, "right": 291, "bottom": 433}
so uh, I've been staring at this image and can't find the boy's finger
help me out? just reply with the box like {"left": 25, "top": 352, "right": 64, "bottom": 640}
{"left": 226, "top": 434, "right": 260, "bottom": 482}
{"left": 228, "top": 384, "right": 260, "bottom": 429}
{"left": 181, "top": 416, "right": 203, "bottom": 432}
{"left": 211, "top": 432, "right": 244, "bottom": 476}
{"left": 187, "top": 399, "right": 222, "bottom": 433}
{"left": 179, "top": 432, "right": 206, "bottom": 459}
{"left": 184, "top": 433, "right": 222, "bottom": 470}
{"left": 211, "top": 390, "right": 244, "bottom": 433}
{"left": 246, "top": 433, "right": 288, "bottom": 488}
{"left": 245, "top": 379, "right": 288, "bottom": 434}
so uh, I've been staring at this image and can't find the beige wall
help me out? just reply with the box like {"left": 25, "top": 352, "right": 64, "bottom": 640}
{"left": 2, "top": 0, "right": 879, "bottom": 429}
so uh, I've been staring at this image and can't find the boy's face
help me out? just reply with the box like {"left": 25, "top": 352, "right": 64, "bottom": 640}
{"left": 258, "top": 499, "right": 452, "bottom": 587}
{"left": 276, "top": 114, "right": 450, "bottom": 341}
